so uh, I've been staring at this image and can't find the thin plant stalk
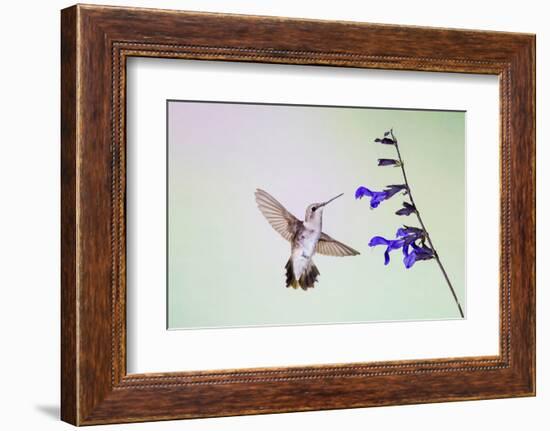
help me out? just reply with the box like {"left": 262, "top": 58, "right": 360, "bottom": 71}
{"left": 390, "top": 129, "right": 465, "bottom": 318}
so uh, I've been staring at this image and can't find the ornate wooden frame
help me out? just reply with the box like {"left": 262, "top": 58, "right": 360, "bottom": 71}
{"left": 61, "top": 4, "right": 536, "bottom": 425}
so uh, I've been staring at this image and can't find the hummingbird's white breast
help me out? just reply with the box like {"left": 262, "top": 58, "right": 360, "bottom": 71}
{"left": 291, "top": 222, "right": 322, "bottom": 280}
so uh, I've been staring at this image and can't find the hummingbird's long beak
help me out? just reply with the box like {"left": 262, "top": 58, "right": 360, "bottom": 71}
{"left": 319, "top": 193, "right": 344, "bottom": 208}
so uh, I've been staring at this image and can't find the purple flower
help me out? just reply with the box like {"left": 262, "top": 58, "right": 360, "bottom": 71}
{"left": 355, "top": 187, "right": 387, "bottom": 208}
{"left": 377, "top": 158, "right": 400, "bottom": 167}
{"left": 396, "top": 226, "right": 426, "bottom": 252}
{"left": 369, "top": 236, "right": 405, "bottom": 265}
{"left": 374, "top": 137, "right": 395, "bottom": 145}
{"left": 395, "top": 201, "right": 416, "bottom": 216}
{"left": 403, "top": 242, "right": 435, "bottom": 268}
{"left": 385, "top": 184, "right": 408, "bottom": 198}
{"left": 370, "top": 229, "right": 434, "bottom": 268}
{"left": 396, "top": 226, "right": 424, "bottom": 239}
{"left": 355, "top": 184, "right": 408, "bottom": 209}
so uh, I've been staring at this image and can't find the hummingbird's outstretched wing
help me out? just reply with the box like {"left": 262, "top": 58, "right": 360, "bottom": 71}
{"left": 255, "top": 189, "right": 300, "bottom": 242}
{"left": 316, "top": 232, "right": 360, "bottom": 256}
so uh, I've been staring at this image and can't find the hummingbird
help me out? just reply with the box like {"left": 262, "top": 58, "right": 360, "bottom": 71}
{"left": 255, "top": 189, "right": 360, "bottom": 291}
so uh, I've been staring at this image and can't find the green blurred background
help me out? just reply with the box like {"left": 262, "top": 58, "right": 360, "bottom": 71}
{"left": 167, "top": 101, "right": 465, "bottom": 329}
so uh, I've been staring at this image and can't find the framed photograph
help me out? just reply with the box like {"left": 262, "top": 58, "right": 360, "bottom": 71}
{"left": 61, "top": 4, "right": 535, "bottom": 425}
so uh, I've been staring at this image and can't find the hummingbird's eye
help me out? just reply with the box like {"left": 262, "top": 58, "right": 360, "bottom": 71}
{"left": 311, "top": 206, "right": 316, "bottom": 212}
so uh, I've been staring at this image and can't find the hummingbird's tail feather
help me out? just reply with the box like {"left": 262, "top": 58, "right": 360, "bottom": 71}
{"left": 285, "top": 259, "right": 299, "bottom": 289}
{"left": 299, "top": 262, "right": 320, "bottom": 290}
{"left": 285, "top": 259, "right": 320, "bottom": 291}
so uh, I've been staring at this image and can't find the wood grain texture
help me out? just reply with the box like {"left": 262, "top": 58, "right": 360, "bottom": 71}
{"left": 60, "top": 4, "right": 536, "bottom": 425}
{"left": 60, "top": 5, "right": 78, "bottom": 425}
